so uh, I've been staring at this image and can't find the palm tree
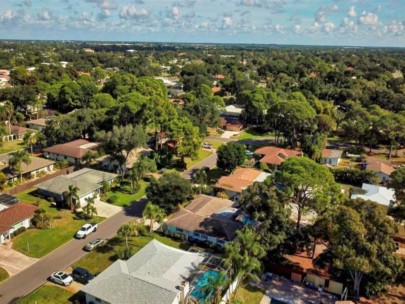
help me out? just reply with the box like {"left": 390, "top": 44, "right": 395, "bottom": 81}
{"left": 201, "top": 271, "right": 228, "bottom": 304}
{"left": 83, "top": 197, "right": 98, "bottom": 219}
{"left": 82, "top": 150, "right": 97, "bottom": 166}
{"left": 9, "top": 150, "right": 31, "bottom": 183}
{"left": 23, "top": 130, "right": 38, "bottom": 154}
{"left": 0, "top": 172, "right": 7, "bottom": 191}
{"left": 142, "top": 202, "right": 166, "bottom": 233}
{"left": 63, "top": 184, "right": 80, "bottom": 212}
{"left": 127, "top": 160, "right": 148, "bottom": 193}
{"left": 0, "top": 101, "right": 14, "bottom": 137}
{"left": 193, "top": 168, "right": 208, "bottom": 194}
{"left": 118, "top": 223, "right": 135, "bottom": 250}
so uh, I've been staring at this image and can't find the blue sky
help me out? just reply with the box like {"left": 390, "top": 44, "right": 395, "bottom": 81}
{"left": 0, "top": 0, "right": 404, "bottom": 46}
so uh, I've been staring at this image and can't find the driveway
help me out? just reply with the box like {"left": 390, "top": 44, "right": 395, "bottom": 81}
{"left": 94, "top": 199, "right": 122, "bottom": 218}
{"left": 0, "top": 242, "right": 38, "bottom": 277}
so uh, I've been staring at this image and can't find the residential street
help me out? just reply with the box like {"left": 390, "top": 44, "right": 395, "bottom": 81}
{"left": 0, "top": 199, "right": 147, "bottom": 304}
{"left": 181, "top": 152, "right": 218, "bottom": 180}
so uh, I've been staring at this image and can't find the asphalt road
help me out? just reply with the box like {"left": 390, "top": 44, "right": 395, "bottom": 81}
{"left": 181, "top": 152, "right": 218, "bottom": 180}
{"left": 0, "top": 199, "right": 147, "bottom": 304}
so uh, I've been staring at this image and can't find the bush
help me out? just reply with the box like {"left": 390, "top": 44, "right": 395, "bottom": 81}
{"left": 344, "top": 146, "right": 366, "bottom": 155}
{"left": 13, "top": 226, "right": 27, "bottom": 236}
{"left": 107, "top": 195, "right": 118, "bottom": 204}
{"left": 259, "top": 161, "right": 271, "bottom": 172}
{"left": 216, "top": 191, "right": 229, "bottom": 199}
{"left": 331, "top": 168, "right": 378, "bottom": 186}
{"left": 116, "top": 247, "right": 133, "bottom": 260}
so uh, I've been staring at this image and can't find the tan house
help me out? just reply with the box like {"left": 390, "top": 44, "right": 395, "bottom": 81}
{"left": 366, "top": 158, "right": 395, "bottom": 183}
{"left": 2, "top": 125, "right": 30, "bottom": 142}
{"left": 27, "top": 118, "right": 48, "bottom": 131}
{"left": 0, "top": 155, "right": 55, "bottom": 182}
{"left": 43, "top": 139, "right": 99, "bottom": 165}
{"left": 255, "top": 146, "right": 301, "bottom": 168}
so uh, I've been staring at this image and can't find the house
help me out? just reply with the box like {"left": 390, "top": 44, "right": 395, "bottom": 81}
{"left": 365, "top": 158, "right": 395, "bottom": 183}
{"left": 2, "top": 125, "right": 30, "bottom": 142}
{"left": 36, "top": 168, "right": 117, "bottom": 207}
{"left": 211, "top": 87, "right": 222, "bottom": 94}
{"left": 43, "top": 139, "right": 99, "bottom": 165}
{"left": 255, "top": 146, "right": 301, "bottom": 168}
{"left": 0, "top": 155, "right": 55, "bottom": 182}
{"left": 216, "top": 168, "right": 271, "bottom": 199}
{"left": 163, "top": 195, "right": 243, "bottom": 247}
{"left": 321, "top": 149, "right": 342, "bottom": 166}
{"left": 224, "top": 105, "right": 243, "bottom": 117}
{"left": 0, "top": 202, "right": 37, "bottom": 244}
{"left": 351, "top": 183, "right": 395, "bottom": 207}
{"left": 82, "top": 240, "right": 208, "bottom": 304}
{"left": 27, "top": 118, "right": 48, "bottom": 131}
{"left": 219, "top": 116, "right": 244, "bottom": 131}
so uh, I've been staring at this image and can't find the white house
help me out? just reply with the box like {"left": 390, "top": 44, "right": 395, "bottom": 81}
{"left": 351, "top": 183, "right": 395, "bottom": 207}
{"left": 224, "top": 105, "right": 244, "bottom": 117}
{"left": 43, "top": 139, "right": 99, "bottom": 165}
{"left": 0, "top": 202, "right": 37, "bottom": 244}
{"left": 321, "top": 149, "right": 343, "bottom": 166}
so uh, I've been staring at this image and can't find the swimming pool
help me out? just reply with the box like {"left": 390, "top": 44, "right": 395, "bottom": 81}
{"left": 190, "top": 270, "right": 220, "bottom": 303}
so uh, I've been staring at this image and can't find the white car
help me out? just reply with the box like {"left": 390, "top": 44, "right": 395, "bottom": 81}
{"left": 50, "top": 271, "right": 73, "bottom": 286}
{"left": 75, "top": 223, "right": 98, "bottom": 239}
{"left": 202, "top": 142, "right": 213, "bottom": 149}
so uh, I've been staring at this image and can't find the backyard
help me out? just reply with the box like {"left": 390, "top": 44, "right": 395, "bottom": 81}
{"left": 0, "top": 139, "right": 26, "bottom": 155}
{"left": 13, "top": 189, "right": 104, "bottom": 258}
{"left": 232, "top": 283, "right": 265, "bottom": 304}
{"left": 105, "top": 180, "right": 148, "bottom": 208}
{"left": 0, "top": 266, "right": 9, "bottom": 283}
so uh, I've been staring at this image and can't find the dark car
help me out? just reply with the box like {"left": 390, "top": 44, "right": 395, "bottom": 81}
{"left": 72, "top": 267, "right": 94, "bottom": 284}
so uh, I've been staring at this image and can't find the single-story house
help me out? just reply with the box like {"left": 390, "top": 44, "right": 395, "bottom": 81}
{"left": 43, "top": 139, "right": 99, "bottom": 165}
{"left": 255, "top": 146, "right": 301, "bottom": 168}
{"left": 351, "top": 183, "right": 395, "bottom": 207}
{"left": 216, "top": 168, "right": 271, "bottom": 199}
{"left": 321, "top": 149, "right": 343, "bottom": 166}
{"left": 365, "top": 158, "right": 395, "bottom": 183}
{"left": 0, "top": 155, "right": 55, "bottom": 183}
{"left": 163, "top": 195, "right": 243, "bottom": 247}
{"left": 224, "top": 105, "right": 243, "bottom": 117}
{"left": 219, "top": 115, "right": 244, "bottom": 131}
{"left": 27, "top": 118, "right": 48, "bottom": 131}
{"left": 2, "top": 125, "right": 30, "bottom": 142}
{"left": 35, "top": 168, "right": 117, "bottom": 207}
{"left": 0, "top": 202, "right": 37, "bottom": 244}
{"left": 82, "top": 239, "right": 207, "bottom": 304}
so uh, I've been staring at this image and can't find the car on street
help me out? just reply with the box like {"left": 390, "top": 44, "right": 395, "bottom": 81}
{"left": 84, "top": 238, "right": 105, "bottom": 251}
{"left": 71, "top": 267, "right": 95, "bottom": 284}
{"left": 75, "top": 223, "right": 98, "bottom": 239}
{"left": 49, "top": 271, "right": 73, "bottom": 286}
{"left": 202, "top": 142, "right": 213, "bottom": 149}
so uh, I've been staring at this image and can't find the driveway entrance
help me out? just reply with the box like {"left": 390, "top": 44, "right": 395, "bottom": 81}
{"left": 0, "top": 241, "right": 38, "bottom": 277}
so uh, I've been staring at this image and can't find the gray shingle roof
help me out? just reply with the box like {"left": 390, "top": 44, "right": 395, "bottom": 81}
{"left": 82, "top": 240, "right": 207, "bottom": 304}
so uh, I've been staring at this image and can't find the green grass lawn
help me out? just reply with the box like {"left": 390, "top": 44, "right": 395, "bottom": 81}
{"left": 0, "top": 266, "right": 9, "bottom": 283}
{"left": 0, "top": 139, "right": 26, "bottom": 155}
{"left": 232, "top": 284, "right": 265, "bottom": 304}
{"left": 14, "top": 189, "right": 104, "bottom": 258}
{"left": 236, "top": 129, "right": 274, "bottom": 140}
{"left": 185, "top": 148, "right": 212, "bottom": 169}
{"left": 73, "top": 233, "right": 186, "bottom": 276}
{"left": 18, "top": 285, "right": 79, "bottom": 304}
{"left": 205, "top": 139, "right": 224, "bottom": 149}
{"left": 105, "top": 180, "right": 148, "bottom": 207}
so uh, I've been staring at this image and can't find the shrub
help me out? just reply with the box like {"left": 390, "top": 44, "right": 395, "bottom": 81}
{"left": 107, "top": 195, "right": 118, "bottom": 204}
{"left": 259, "top": 161, "right": 271, "bottom": 172}
{"left": 331, "top": 168, "right": 378, "bottom": 186}
{"left": 13, "top": 226, "right": 27, "bottom": 236}
{"left": 216, "top": 191, "right": 229, "bottom": 199}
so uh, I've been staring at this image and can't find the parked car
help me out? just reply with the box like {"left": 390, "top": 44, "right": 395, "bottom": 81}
{"left": 245, "top": 150, "right": 254, "bottom": 157}
{"left": 84, "top": 238, "right": 105, "bottom": 251}
{"left": 202, "top": 142, "right": 213, "bottom": 149}
{"left": 50, "top": 271, "right": 73, "bottom": 286}
{"left": 71, "top": 267, "right": 94, "bottom": 284}
{"left": 75, "top": 223, "right": 98, "bottom": 239}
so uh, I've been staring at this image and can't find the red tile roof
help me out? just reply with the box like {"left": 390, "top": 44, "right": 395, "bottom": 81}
{"left": 255, "top": 146, "right": 301, "bottom": 165}
{"left": 214, "top": 74, "right": 225, "bottom": 79}
{"left": 216, "top": 168, "right": 267, "bottom": 193}
{"left": 211, "top": 87, "right": 221, "bottom": 93}
{"left": 0, "top": 202, "right": 37, "bottom": 233}
{"left": 367, "top": 159, "right": 395, "bottom": 176}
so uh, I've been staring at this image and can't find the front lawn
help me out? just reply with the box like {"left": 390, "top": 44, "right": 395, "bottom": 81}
{"left": 205, "top": 139, "right": 224, "bottom": 149}
{"left": 232, "top": 283, "right": 265, "bottom": 304}
{"left": 0, "top": 266, "right": 9, "bottom": 283}
{"left": 73, "top": 233, "right": 187, "bottom": 276}
{"left": 0, "top": 139, "right": 26, "bottom": 155}
{"left": 185, "top": 148, "right": 212, "bottom": 169}
{"left": 14, "top": 189, "right": 104, "bottom": 258}
{"left": 105, "top": 180, "right": 148, "bottom": 207}
{"left": 18, "top": 285, "right": 78, "bottom": 304}
{"left": 236, "top": 129, "right": 274, "bottom": 140}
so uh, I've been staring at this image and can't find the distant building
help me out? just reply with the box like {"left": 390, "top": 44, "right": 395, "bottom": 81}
{"left": 27, "top": 118, "right": 48, "bottom": 131}
{"left": 321, "top": 149, "right": 342, "bottom": 166}
{"left": 219, "top": 116, "right": 244, "bottom": 131}
{"left": 2, "top": 125, "right": 30, "bottom": 142}
{"left": 224, "top": 105, "right": 243, "bottom": 117}
{"left": 43, "top": 139, "right": 99, "bottom": 165}
{"left": 163, "top": 195, "right": 243, "bottom": 247}
{"left": 365, "top": 158, "right": 395, "bottom": 183}
{"left": 255, "top": 146, "right": 301, "bottom": 168}
{"left": 83, "top": 48, "right": 95, "bottom": 54}
{"left": 351, "top": 183, "right": 395, "bottom": 207}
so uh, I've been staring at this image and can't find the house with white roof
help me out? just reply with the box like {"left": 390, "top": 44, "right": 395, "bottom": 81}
{"left": 351, "top": 183, "right": 395, "bottom": 207}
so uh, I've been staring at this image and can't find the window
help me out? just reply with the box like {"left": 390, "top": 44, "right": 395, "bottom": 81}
{"left": 176, "top": 228, "right": 183, "bottom": 233}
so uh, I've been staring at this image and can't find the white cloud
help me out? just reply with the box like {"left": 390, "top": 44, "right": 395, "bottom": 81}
{"left": 348, "top": 6, "right": 356, "bottom": 17}
{"left": 294, "top": 24, "right": 302, "bottom": 33}
{"left": 359, "top": 12, "right": 379, "bottom": 26}
{"left": 323, "top": 22, "right": 335, "bottom": 32}
{"left": 170, "top": 6, "right": 180, "bottom": 20}
{"left": 37, "top": 10, "right": 53, "bottom": 21}
{"left": 85, "top": 0, "right": 117, "bottom": 10}
{"left": 221, "top": 16, "right": 232, "bottom": 29}
{"left": 119, "top": 4, "right": 149, "bottom": 20}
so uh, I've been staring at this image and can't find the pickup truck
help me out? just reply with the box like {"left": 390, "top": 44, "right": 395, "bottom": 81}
{"left": 75, "top": 223, "right": 98, "bottom": 239}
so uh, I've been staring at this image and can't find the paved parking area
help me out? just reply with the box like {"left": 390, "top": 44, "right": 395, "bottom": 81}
{"left": 94, "top": 199, "right": 122, "bottom": 218}
{"left": 0, "top": 242, "right": 38, "bottom": 277}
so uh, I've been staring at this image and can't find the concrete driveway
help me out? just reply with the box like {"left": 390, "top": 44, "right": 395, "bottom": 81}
{"left": 94, "top": 199, "right": 122, "bottom": 218}
{"left": 0, "top": 242, "right": 38, "bottom": 277}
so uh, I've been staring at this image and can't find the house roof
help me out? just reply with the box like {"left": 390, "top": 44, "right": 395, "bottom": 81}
{"left": 35, "top": 168, "right": 117, "bottom": 198}
{"left": 255, "top": 146, "right": 301, "bottom": 165}
{"left": 27, "top": 118, "right": 47, "bottom": 127}
{"left": 165, "top": 195, "right": 242, "bottom": 241}
{"left": 351, "top": 183, "right": 395, "bottom": 207}
{"left": 82, "top": 240, "right": 207, "bottom": 304}
{"left": 225, "top": 105, "right": 243, "bottom": 114}
{"left": 0, "top": 202, "right": 37, "bottom": 234}
{"left": 0, "top": 156, "right": 54, "bottom": 177}
{"left": 211, "top": 87, "right": 221, "bottom": 93}
{"left": 322, "top": 149, "right": 343, "bottom": 159}
{"left": 43, "top": 139, "right": 99, "bottom": 159}
{"left": 216, "top": 168, "right": 271, "bottom": 193}
{"left": 366, "top": 159, "right": 395, "bottom": 176}
{"left": 7, "top": 125, "right": 29, "bottom": 136}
